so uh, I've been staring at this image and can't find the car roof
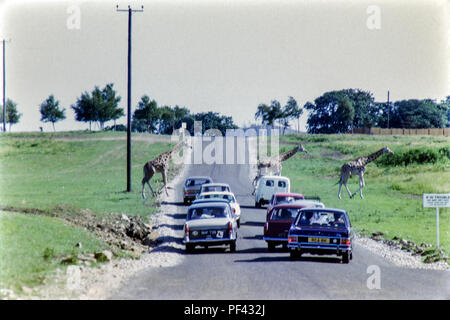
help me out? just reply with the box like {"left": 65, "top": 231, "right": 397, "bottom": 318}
{"left": 201, "top": 183, "right": 230, "bottom": 187}
{"left": 199, "top": 191, "right": 235, "bottom": 196}
{"left": 188, "top": 202, "right": 229, "bottom": 209}
{"left": 275, "top": 193, "right": 304, "bottom": 197}
{"left": 273, "top": 202, "right": 323, "bottom": 209}
{"left": 298, "top": 207, "right": 347, "bottom": 214}
{"left": 186, "top": 176, "right": 212, "bottom": 180}
{"left": 192, "top": 199, "right": 230, "bottom": 204}
{"left": 260, "top": 175, "right": 290, "bottom": 180}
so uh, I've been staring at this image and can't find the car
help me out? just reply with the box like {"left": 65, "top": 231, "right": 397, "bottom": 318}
{"left": 263, "top": 202, "right": 324, "bottom": 251}
{"left": 254, "top": 175, "right": 290, "bottom": 208}
{"left": 196, "top": 191, "right": 241, "bottom": 227}
{"left": 266, "top": 199, "right": 324, "bottom": 221}
{"left": 266, "top": 192, "right": 305, "bottom": 215}
{"left": 287, "top": 208, "right": 354, "bottom": 263}
{"left": 183, "top": 176, "right": 213, "bottom": 204}
{"left": 199, "top": 183, "right": 231, "bottom": 194}
{"left": 183, "top": 202, "right": 238, "bottom": 253}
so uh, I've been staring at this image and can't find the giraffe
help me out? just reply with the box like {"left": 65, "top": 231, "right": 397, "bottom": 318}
{"left": 252, "top": 144, "right": 308, "bottom": 193}
{"left": 337, "top": 146, "right": 394, "bottom": 199}
{"left": 141, "top": 139, "right": 191, "bottom": 199}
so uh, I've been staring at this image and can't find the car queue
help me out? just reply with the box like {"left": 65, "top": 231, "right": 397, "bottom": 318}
{"left": 181, "top": 174, "right": 354, "bottom": 264}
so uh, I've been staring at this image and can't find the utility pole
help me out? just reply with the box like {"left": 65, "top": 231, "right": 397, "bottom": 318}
{"left": 2, "top": 39, "right": 6, "bottom": 132}
{"left": 387, "top": 90, "right": 390, "bottom": 129}
{"left": 116, "top": 5, "right": 144, "bottom": 192}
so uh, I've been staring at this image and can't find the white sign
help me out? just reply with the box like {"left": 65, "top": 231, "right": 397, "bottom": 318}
{"left": 423, "top": 194, "right": 450, "bottom": 208}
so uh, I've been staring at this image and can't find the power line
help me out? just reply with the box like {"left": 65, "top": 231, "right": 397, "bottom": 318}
{"left": 116, "top": 5, "right": 144, "bottom": 192}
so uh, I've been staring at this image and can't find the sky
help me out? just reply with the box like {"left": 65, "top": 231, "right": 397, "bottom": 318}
{"left": 0, "top": 0, "right": 448, "bottom": 132}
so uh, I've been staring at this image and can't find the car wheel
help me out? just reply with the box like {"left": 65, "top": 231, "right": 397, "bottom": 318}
{"left": 342, "top": 251, "right": 350, "bottom": 264}
{"left": 255, "top": 201, "right": 261, "bottom": 208}
{"left": 229, "top": 241, "right": 236, "bottom": 253}
{"left": 268, "top": 242, "right": 276, "bottom": 252}
{"left": 185, "top": 244, "right": 195, "bottom": 253}
{"left": 237, "top": 219, "right": 240, "bottom": 228}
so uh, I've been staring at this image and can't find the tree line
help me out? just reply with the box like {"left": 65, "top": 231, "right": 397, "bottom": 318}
{"left": 254, "top": 89, "right": 449, "bottom": 134}
{"left": 0, "top": 83, "right": 238, "bottom": 134}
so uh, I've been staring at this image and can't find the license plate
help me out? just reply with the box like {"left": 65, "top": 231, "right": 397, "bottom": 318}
{"left": 308, "top": 237, "right": 330, "bottom": 243}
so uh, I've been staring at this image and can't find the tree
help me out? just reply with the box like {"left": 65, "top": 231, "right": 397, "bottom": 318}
{"left": 305, "top": 89, "right": 374, "bottom": 133}
{"left": 131, "top": 95, "right": 159, "bottom": 133}
{"left": 280, "top": 96, "right": 303, "bottom": 134}
{"left": 0, "top": 99, "right": 22, "bottom": 131}
{"left": 388, "top": 99, "right": 446, "bottom": 129}
{"left": 71, "top": 84, "right": 123, "bottom": 130}
{"left": 254, "top": 100, "right": 283, "bottom": 129}
{"left": 39, "top": 95, "right": 66, "bottom": 131}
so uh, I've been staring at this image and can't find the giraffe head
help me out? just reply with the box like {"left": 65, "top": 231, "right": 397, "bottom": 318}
{"left": 382, "top": 146, "right": 394, "bottom": 155}
{"left": 297, "top": 144, "right": 308, "bottom": 153}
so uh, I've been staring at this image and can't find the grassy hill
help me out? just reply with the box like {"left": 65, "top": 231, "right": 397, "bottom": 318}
{"left": 0, "top": 131, "right": 178, "bottom": 294}
{"left": 278, "top": 134, "right": 449, "bottom": 255}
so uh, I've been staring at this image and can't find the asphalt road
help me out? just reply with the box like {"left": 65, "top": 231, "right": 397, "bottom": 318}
{"left": 113, "top": 138, "right": 449, "bottom": 300}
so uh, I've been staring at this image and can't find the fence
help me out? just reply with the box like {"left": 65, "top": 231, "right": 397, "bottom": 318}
{"left": 352, "top": 127, "right": 449, "bottom": 136}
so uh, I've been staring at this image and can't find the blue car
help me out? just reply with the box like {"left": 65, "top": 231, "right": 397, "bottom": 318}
{"left": 287, "top": 208, "right": 354, "bottom": 263}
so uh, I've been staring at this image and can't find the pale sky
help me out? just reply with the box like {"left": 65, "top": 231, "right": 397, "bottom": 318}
{"left": 0, "top": 0, "right": 448, "bottom": 132}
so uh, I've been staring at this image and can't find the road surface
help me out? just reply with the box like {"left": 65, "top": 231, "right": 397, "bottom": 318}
{"left": 113, "top": 137, "right": 449, "bottom": 300}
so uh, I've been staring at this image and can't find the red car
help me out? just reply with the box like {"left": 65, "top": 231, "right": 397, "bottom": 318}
{"left": 263, "top": 202, "right": 324, "bottom": 251}
{"left": 266, "top": 193, "right": 305, "bottom": 218}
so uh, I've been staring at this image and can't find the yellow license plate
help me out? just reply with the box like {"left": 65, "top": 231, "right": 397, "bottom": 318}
{"left": 308, "top": 237, "right": 330, "bottom": 243}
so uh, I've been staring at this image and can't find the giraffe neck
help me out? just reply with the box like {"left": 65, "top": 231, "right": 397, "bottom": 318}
{"left": 361, "top": 148, "right": 386, "bottom": 166}
{"left": 278, "top": 146, "right": 299, "bottom": 162}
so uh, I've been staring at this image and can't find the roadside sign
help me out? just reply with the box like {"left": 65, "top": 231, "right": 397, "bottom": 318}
{"left": 423, "top": 194, "right": 450, "bottom": 248}
{"left": 423, "top": 194, "right": 450, "bottom": 208}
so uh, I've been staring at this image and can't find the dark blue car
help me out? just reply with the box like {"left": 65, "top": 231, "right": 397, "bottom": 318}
{"left": 287, "top": 208, "right": 354, "bottom": 263}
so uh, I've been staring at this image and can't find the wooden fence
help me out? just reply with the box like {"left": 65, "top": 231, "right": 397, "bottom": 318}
{"left": 352, "top": 127, "right": 449, "bottom": 136}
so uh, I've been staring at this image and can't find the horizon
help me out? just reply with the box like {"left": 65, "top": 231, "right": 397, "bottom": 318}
{"left": 0, "top": 0, "right": 448, "bottom": 132}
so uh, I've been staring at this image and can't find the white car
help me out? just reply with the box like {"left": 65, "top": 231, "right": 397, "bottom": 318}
{"left": 199, "top": 183, "right": 232, "bottom": 194}
{"left": 254, "top": 175, "right": 290, "bottom": 208}
{"left": 291, "top": 199, "right": 325, "bottom": 209}
{"left": 196, "top": 191, "right": 241, "bottom": 227}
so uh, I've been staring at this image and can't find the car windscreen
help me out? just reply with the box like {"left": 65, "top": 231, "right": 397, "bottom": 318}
{"left": 270, "top": 208, "right": 300, "bottom": 221}
{"left": 296, "top": 211, "right": 347, "bottom": 228}
{"left": 187, "top": 206, "right": 227, "bottom": 220}
{"left": 186, "top": 178, "right": 210, "bottom": 186}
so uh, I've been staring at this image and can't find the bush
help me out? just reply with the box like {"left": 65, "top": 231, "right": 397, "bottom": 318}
{"left": 376, "top": 147, "right": 449, "bottom": 167}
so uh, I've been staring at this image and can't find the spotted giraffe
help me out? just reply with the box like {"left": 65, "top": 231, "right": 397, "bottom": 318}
{"left": 338, "top": 146, "right": 394, "bottom": 199}
{"left": 141, "top": 139, "right": 191, "bottom": 198}
{"left": 252, "top": 144, "right": 308, "bottom": 193}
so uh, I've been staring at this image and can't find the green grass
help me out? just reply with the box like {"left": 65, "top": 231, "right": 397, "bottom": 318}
{"left": 0, "top": 131, "right": 176, "bottom": 218}
{"left": 0, "top": 131, "right": 177, "bottom": 293}
{"left": 0, "top": 210, "right": 107, "bottom": 292}
{"left": 280, "top": 134, "right": 450, "bottom": 255}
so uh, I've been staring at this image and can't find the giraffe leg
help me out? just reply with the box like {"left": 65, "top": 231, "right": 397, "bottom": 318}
{"left": 158, "top": 169, "right": 169, "bottom": 196}
{"left": 359, "top": 173, "right": 365, "bottom": 199}
{"left": 144, "top": 166, "right": 156, "bottom": 197}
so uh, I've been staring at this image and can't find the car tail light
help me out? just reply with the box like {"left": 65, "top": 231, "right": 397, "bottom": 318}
{"left": 341, "top": 238, "right": 351, "bottom": 245}
{"left": 264, "top": 222, "right": 268, "bottom": 233}
{"left": 184, "top": 224, "right": 189, "bottom": 237}
{"left": 288, "top": 236, "right": 298, "bottom": 243}
{"left": 233, "top": 208, "right": 236, "bottom": 214}
{"left": 228, "top": 222, "right": 233, "bottom": 238}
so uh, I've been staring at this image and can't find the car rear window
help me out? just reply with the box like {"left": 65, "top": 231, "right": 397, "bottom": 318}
{"left": 276, "top": 195, "right": 304, "bottom": 204}
{"left": 187, "top": 207, "right": 227, "bottom": 220}
{"left": 203, "top": 186, "right": 229, "bottom": 192}
{"left": 265, "top": 180, "right": 274, "bottom": 187}
{"left": 278, "top": 181, "right": 287, "bottom": 188}
{"left": 186, "top": 179, "right": 210, "bottom": 186}
{"left": 271, "top": 208, "right": 299, "bottom": 221}
{"left": 296, "top": 211, "right": 347, "bottom": 228}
